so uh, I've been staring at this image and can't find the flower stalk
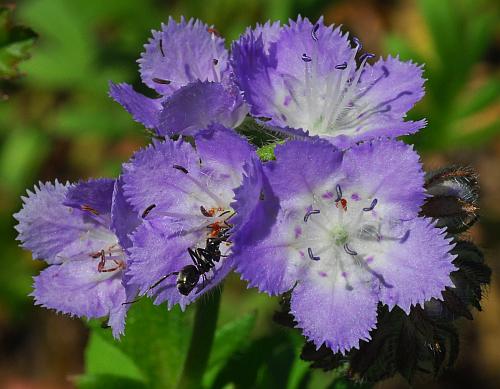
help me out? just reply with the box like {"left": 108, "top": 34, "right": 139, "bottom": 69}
{"left": 177, "top": 287, "right": 222, "bottom": 389}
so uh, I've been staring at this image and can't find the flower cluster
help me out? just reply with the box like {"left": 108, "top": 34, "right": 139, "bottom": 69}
{"left": 15, "top": 17, "right": 461, "bottom": 355}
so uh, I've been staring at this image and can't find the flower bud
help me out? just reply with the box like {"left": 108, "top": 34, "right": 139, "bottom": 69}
{"left": 422, "top": 166, "right": 479, "bottom": 233}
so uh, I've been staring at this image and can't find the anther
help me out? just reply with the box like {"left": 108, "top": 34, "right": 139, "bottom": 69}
{"left": 399, "top": 230, "right": 410, "bottom": 243}
{"left": 363, "top": 198, "right": 378, "bottom": 212}
{"left": 308, "top": 247, "right": 320, "bottom": 261}
{"left": 213, "top": 58, "right": 218, "bottom": 65}
{"left": 173, "top": 164, "right": 189, "bottom": 174}
{"left": 152, "top": 78, "right": 171, "bottom": 85}
{"left": 200, "top": 205, "right": 213, "bottom": 217}
{"left": 381, "top": 65, "right": 389, "bottom": 77}
{"left": 335, "top": 184, "right": 342, "bottom": 202}
{"left": 352, "top": 37, "right": 362, "bottom": 50}
{"left": 344, "top": 243, "right": 358, "bottom": 256}
{"left": 301, "top": 53, "right": 312, "bottom": 62}
{"left": 359, "top": 53, "right": 375, "bottom": 63}
{"left": 335, "top": 62, "right": 347, "bottom": 70}
{"left": 311, "top": 23, "right": 319, "bottom": 41}
{"left": 142, "top": 204, "right": 156, "bottom": 218}
{"left": 304, "top": 209, "right": 320, "bottom": 222}
{"left": 159, "top": 39, "right": 165, "bottom": 57}
{"left": 81, "top": 204, "right": 99, "bottom": 215}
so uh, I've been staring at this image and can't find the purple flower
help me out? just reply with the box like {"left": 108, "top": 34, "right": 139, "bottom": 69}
{"left": 109, "top": 17, "right": 247, "bottom": 136}
{"left": 231, "top": 17, "right": 426, "bottom": 147}
{"left": 232, "top": 139, "right": 456, "bottom": 353}
{"left": 123, "top": 126, "right": 257, "bottom": 309}
{"left": 14, "top": 179, "right": 140, "bottom": 338}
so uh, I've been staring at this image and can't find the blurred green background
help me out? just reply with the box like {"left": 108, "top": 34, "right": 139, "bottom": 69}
{"left": 0, "top": 0, "right": 498, "bottom": 388}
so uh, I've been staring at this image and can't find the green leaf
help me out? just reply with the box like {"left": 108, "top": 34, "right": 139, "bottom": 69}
{"left": 77, "top": 374, "right": 147, "bottom": 389}
{"left": 0, "top": 6, "right": 37, "bottom": 79}
{"left": 203, "top": 312, "right": 257, "bottom": 387}
{"left": 454, "top": 78, "right": 500, "bottom": 119}
{"left": 84, "top": 330, "right": 144, "bottom": 381}
{"left": 0, "top": 129, "right": 50, "bottom": 193}
{"left": 90, "top": 299, "right": 192, "bottom": 389}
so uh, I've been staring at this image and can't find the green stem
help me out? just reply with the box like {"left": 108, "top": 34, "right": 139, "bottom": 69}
{"left": 177, "top": 287, "right": 222, "bottom": 389}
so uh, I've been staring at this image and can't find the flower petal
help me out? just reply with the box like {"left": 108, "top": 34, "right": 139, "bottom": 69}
{"left": 367, "top": 217, "right": 456, "bottom": 313}
{"left": 139, "top": 17, "right": 229, "bottom": 96}
{"left": 158, "top": 81, "right": 247, "bottom": 136}
{"left": 14, "top": 181, "right": 104, "bottom": 264}
{"left": 291, "top": 278, "right": 378, "bottom": 353}
{"left": 64, "top": 178, "right": 115, "bottom": 216}
{"left": 232, "top": 17, "right": 353, "bottom": 130}
{"left": 340, "top": 139, "right": 426, "bottom": 220}
{"left": 32, "top": 259, "right": 127, "bottom": 338}
{"left": 108, "top": 82, "right": 162, "bottom": 129}
{"left": 111, "top": 178, "right": 141, "bottom": 250}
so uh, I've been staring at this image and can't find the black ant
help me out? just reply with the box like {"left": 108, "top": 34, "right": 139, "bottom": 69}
{"left": 123, "top": 210, "right": 233, "bottom": 305}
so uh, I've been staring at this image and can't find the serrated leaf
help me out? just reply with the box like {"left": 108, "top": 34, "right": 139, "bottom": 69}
{"left": 0, "top": 6, "right": 37, "bottom": 79}
{"left": 90, "top": 299, "right": 192, "bottom": 389}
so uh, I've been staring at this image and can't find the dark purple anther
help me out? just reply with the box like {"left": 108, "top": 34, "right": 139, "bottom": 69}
{"left": 311, "top": 23, "right": 319, "bottom": 41}
{"left": 359, "top": 53, "right": 375, "bottom": 63}
{"left": 352, "top": 37, "right": 362, "bottom": 50}
{"left": 335, "top": 184, "right": 342, "bottom": 202}
{"left": 381, "top": 65, "right": 389, "bottom": 77}
{"left": 301, "top": 53, "right": 312, "bottom": 62}
{"left": 308, "top": 247, "right": 320, "bottom": 261}
{"left": 159, "top": 39, "right": 165, "bottom": 57}
{"left": 335, "top": 62, "right": 348, "bottom": 70}
{"left": 363, "top": 198, "right": 378, "bottom": 212}
{"left": 304, "top": 209, "right": 320, "bottom": 222}
{"left": 344, "top": 243, "right": 358, "bottom": 256}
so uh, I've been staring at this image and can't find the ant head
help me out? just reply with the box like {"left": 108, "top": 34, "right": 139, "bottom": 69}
{"left": 177, "top": 265, "right": 200, "bottom": 296}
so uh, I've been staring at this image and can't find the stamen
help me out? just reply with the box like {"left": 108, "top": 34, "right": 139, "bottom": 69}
{"left": 152, "top": 78, "right": 171, "bottom": 85}
{"left": 304, "top": 209, "right": 320, "bottom": 222}
{"left": 381, "top": 65, "right": 389, "bottom": 77}
{"left": 81, "top": 204, "right": 99, "bottom": 215}
{"left": 311, "top": 23, "right": 319, "bottom": 41}
{"left": 335, "top": 184, "right": 342, "bottom": 202}
{"left": 359, "top": 53, "right": 375, "bottom": 63}
{"left": 399, "top": 230, "right": 410, "bottom": 243}
{"left": 213, "top": 58, "right": 218, "bottom": 65}
{"left": 344, "top": 243, "right": 358, "bottom": 256}
{"left": 173, "top": 164, "right": 189, "bottom": 174}
{"left": 301, "top": 53, "right": 312, "bottom": 62}
{"left": 352, "top": 37, "right": 362, "bottom": 50}
{"left": 200, "top": 205, "right": 213, "bottom": 217}
{"left": 142, "top": 204, "right": 156, "bottom": 218}
{"left": 159, "top": 39, "right": 165, "bottom": 57}
{"left": 362, "top": 198, "right": 378, "bottom": 212}
{"left": 335, "top": 62, "right": 347, "bottom": 70}
{"left": 307, "top": 247, "right": 320, "bottom": 261}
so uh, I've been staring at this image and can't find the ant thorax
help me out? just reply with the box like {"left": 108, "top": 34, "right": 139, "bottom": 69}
{"left": 198, "top": 205, "right": 233, "bottom": 253}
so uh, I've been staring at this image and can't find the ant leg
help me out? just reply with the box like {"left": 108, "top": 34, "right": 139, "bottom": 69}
{"left": 196, "top": 274, "right": 210, "bottom": 295}
{"left": 188, "top": 248, "right": 203, "bottom": 270}
{"left": 148, "top": 272, "right": 179, "bottom": 291}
